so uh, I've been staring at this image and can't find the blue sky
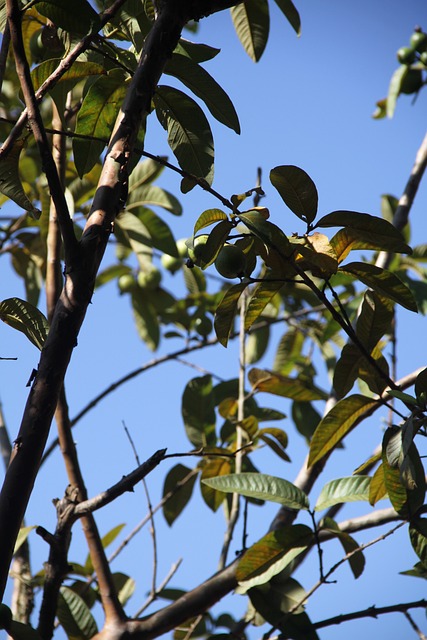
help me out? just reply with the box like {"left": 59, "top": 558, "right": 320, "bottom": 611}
{"left": 1, "top": 1, "right": 427, "bottom": 638}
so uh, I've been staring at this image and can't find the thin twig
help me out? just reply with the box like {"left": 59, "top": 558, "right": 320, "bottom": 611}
{"left": 133, "top": 559, "right": 183, "bottom": 617}
{"left": 313, "top": 599, "right": 427, "bottom": 632}
{"left": 403, "top": 610, "right": 427, "bottom": 640}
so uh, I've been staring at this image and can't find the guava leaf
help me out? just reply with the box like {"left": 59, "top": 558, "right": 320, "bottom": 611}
{"left": 0, "top": 141, "right": 41, "bottom": 218}
{"left": 0, "top": 297, "right": 49, "bottom": 350}
{"left": 273, "top": 0, "right": 301, "bottom": 35}
{"left": 57, "top": 586, "right": 98, "bottom": 640}
{"left": 248, "top": 368, "right": 327, "bottom": 401}
{"left": 270, "top": 165, "right": 318, "bottom": 224}
{"left": 315, "top": 476, "right": 371, "bottom": 511}
{"left": 214, "top": 282, "right": 248, "bottom": 347}
{"left": 230, "top": 0, "right": 270, "bottom": 62}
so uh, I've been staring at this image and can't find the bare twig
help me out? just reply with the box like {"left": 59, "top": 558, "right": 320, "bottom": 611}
{"left": 314, "top": 600, "right": 427, "bottom": 633}
{"left": 134, "top": 558, "right": 183, "bottom": 617}
{"left": 403, "top": 610, "right": 427, "bottom": 640}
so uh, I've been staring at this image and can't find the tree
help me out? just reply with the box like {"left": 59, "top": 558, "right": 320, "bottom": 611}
{"left": 0, "top": 1, "right": 427, "bottom": 639}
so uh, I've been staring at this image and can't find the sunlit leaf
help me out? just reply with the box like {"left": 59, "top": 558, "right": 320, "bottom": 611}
{"left": 200, "top": 458, "right": 231, "bottom": 512}
{"left": 0, "top": 297, "right": 49, "bottom": 350}
{"left": 202, "top": 473, "right": 309, "bottom": 510}
{"left": 273, "top": 328, "right": 304, "bottom": 375}
{"left": 128, "top": 207, "right": 178, "bottom": 257}
{"left": 230, "top": 0, "right": 270, "bottom": 62}
{"left": 270, "top": 165, "right": 318, "bottom": 224}
{"left": 127, "top": 184, "right": 182, "bottom": 216}
{"left": 248, "top": 368, "right": 327, "bottom": 401}
{"left": 308, "top": 395, "right": 378, "bottom": 467}
{"left": 339, "top": 262, "right": 418, "bottom": 312}
{"left": 315, "top": 476, "right": 371, "bottom": 511}
{"left": 154, "top": 86, "right": 214, "bottom": 185}
{"left": 245, "top": 281, "right": 284, "bottom": 332}
{"left": 368, "top": 463, "right": 387, "bottom": 505}
{"left": 214, "top": 282, "right": 248, "bottom": 347}
{"left": 387, "top": 65, "right": 407, "bottom": 118}
{"left": 165, "top": 54, "right": 240, "bottom": 133}
{"left": 112, "top": 572, "right": 135, "bottom": 606}
{"left": 194, "top": 208, "right": 228, "bottom": 235}
{"left": 57, "top": 586, "right": 98, "bottom": 640}
{"left": 0, "top": 140, "right": 41, "bottom": 217}
{"left": 13, "top": 525, "right": 35, "bottom": 555}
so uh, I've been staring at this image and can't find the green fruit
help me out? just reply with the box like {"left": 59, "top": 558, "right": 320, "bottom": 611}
{"left": 194, "top": 316, "right": 213, "bottom": 337}
{"left": 137, "top": 267, "right": 162, "bottom": 290}
{"left": 420, "top": 51, "right": 427, "bottom": 66}
{"left": 161, "top": 253, "right": 182, "bottom": 273}
{"left": 187, "top": 235, "right": 209, "bottom": 267}
{"left": 214, "top": 244, "right": 247, "bottom": 279}
{"left": 118, "top": 273, "right": 136, "bottom": 293}
{"left": 176, "top": 238, "right": 189, "bottom": 258}
{"left": 29, "top": 29, "right": 45, "bottom": 63}
{"left": 0, "top": 603, "right": 12, "bottom": 630}
{"left": 410, "top": 30, "right": 427, "bottom": 53}
{"left": 400, "top": 68, "right": 423, "bottom": 94}
{"left": 397, "top": 46, "right": 416, "bottom": 65}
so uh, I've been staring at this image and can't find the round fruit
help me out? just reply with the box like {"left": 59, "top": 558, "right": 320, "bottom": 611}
{"left": 187, "top": 235, "right": 209, "bottom": 267}
{"left": 420, "top": 51, "right": 427, "bottom": 66}
{"left": 194, "top": 315, "right": 213, "bottom": 337}
{"left": 400, "top": 68, "right": 423, "bottom": 94}
{"left": 137, "top": 267, "right": 161, "bottom": 290}
{"left": 396, "top": 46, "right": 416, "bottom": 65}
{"left": 214, "top": 244, "right": 247, "bottom": 279}
{"left": 176, "top": 238, "right": 189, "bottom": 258}
{"left": 118, "top": 273, "right": 136, "bottom": 293}
{"left": 0, "top": 603, "right": 12, "bottom": 630}
{"left": 161, "top": 253, "right": 182, "bottom": 274}
{"left": 410, "top": 30, "right": 427, "bottom": 53}
{"left": 29, "top": 29, "right": 45, "bottom": 63}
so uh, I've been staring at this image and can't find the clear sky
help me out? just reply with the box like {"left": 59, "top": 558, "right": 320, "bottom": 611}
{"left": 1, "top": 1, "right": 427, "bottom": 639}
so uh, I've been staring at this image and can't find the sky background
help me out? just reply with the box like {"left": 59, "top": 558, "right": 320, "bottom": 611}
{"left": 1, "top": 1, "right": 427, "bottom": 639}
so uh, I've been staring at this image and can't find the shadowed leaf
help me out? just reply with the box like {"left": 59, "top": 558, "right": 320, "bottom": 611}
{"left": 270, "top": 165, "right": 318, "bottom": 224}
{"left": 0, "top": 297, "right": 49, "bottom": 350}
{"left": 231, "top": 0, "right": 270, "bottom": 62}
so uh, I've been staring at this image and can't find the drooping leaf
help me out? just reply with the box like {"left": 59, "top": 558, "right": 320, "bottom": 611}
{"left": 273, "top": 0, "right": 301, "bottom": 35}
{"left": 181, "top": 375, "right": 216, "bottom": 448}
{"left": 308, "top": 395, "right": 378, "bottom": 467}
{"left": 0, "top": 297, "right": 49, "bottom": 350}
{"left": 74, "top": 69, "right": 129, "bottom": 177}
{"left": 236, "top": 525, "right": 313, "bottom": 589}
{"left": 112, "top": 572, "right": 136, "bottom": 606}
{"left": 131, "top": 291, "right": 160, "bottom": 350}
{"left": 387, "top": 65, "right": 408, "bottom": 118}
{"left": 200, "top": 457, "right": 231, "bottom": 512}
{"left": 13, "top": 526, "right": 35, "bottom": 555}
{"left": 115, "top": 211, "right": 153, "bottom": 269}
{"left": 35, "top": 0, "right": 100, "bottom": 34}
{"left": 273, "top": 328, "right": 304, "bottom": 375}
{"left": 127, "top": 207, "right": 178, "bottom": 257}
{"left": 270, "top": 165, "right": 318, "bottom": 225}
{"left": 292, "top": 401, "right": 321, "bottom": 442}
{"left": 57, "top": 586, "right": 98, "bottom": 640}
{"left": 320, "top": 517, "right": 365, "bottom": 579}
{"left": 128, "top": 157, "right": 165, "bottom": 189}
{"left": 127, "top": 184, "right": 182, "bottom": 216}
{"left": 409, "top": 519, "right": 427, "bottom": 568}
{"left": 196, "top": 220, "right": 234, "bottom": 269}
{"left": 165, "top": 54, "right": 240, "bottom": 133}
{"left": 245, "top": 281, "right": 284, "bottom": 332}
{"left": 193, "top": 208, "right": 228, "bottom": 235}
{"left": 154, "top": 86, "right": 214, "bottom": 185}
{"left": 339, "top": 262, "right": 418, "bottom": 312}
{"left": 162, "top": 464, "right": 198, "bottom": 525}
{"left": 246, "top": 325, "right": 270, "bottom": 364}
{"left": 230, "top": 0, "right": 270, "bottom": 62}
{"left": 315, "top": 476, "right": 371, "bottom": 511}
{"left": 368, "top": 463, "right": 387, "bottom": 505}
{"left": 356, "top": 290, "right": 394, "bottom": 349}
{"left": 0, "top": 140, "right": 41, "bottom": 218}
{"left": 214, "top": 282, "right": 248, "bottom": 347}
{"left": 248, "top": 368, "right": 327, "bottom": 401}
{"left": 175, "top": 39, "right": 220, "bottom": 62}
{"left": 291, "top": 232, "right": 338, "bottom": 278}
{"left": 317, "top": 210, "right": 411, "bottom": 255}
{"left": 202, "top": 473, "right": 309, "bottom": 510}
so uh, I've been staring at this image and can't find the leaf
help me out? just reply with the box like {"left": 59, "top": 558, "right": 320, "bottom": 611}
{"left": 200, "top": 458, "right": 231, "bottom": 512}
{"left": 84, "top": 523, "right": 125, "bottom": 573}
{"left": 230, "top": 0, "right": 270, "bottom": 62}
{"left": 315, "top": 476, "right": 371, "bottom": 511}
{"left": 13, "top": 526, "right": 35, "bottom": 554}
{"left": 320, "top": 517, "right": 365, "bottom": 579}
{"left": 236, "top": 525, "right": 313, "bottom": 589}
{"left": 248, "top": 368, "right": 327, "bottom": 401}
{"left": 387, "top": 65, "right": 408, "bottom": 118}
{"left": 292, "top": 401, "right": 321, "bottom": 442}
{"left": 238, "top": 210, "right": 293, "bottom": 259}
{"left": 409, "top": 519, "right": 427, "bottom": 568}
{"left": 165, "top": 54, "right": 240, "bottom": 133}
{"left": 246, "top": 325, "right": 270, "bottom": 364}
{"left": 35, "top": 0, "right": 100, "bottom": 34}
{"left": 181, "top": 375, "right": 216, "bottom": 448}
{"left": 162, "top": 464, "right": 197, "bottom": 525}
{"left": 214, "top": 282, "right": 248, "bottom": 347}
{"left": 273, "top": 328, "right": 304, "bottom": 375}
{"left": 127, "top": 184, "right": 182, "bottom": 216}
{"left": 270, "top": 165, "right": 318, "bottom": 224}
{"left": 368, "top": 463, "right": 387, "bottom": 506}
{"left": 194, "top": 208, "right": 228, "bottom": 235}
{"left": 74, "top": 69, "right": 128, "bottom": 177}
{"left": 131, "top": 291, "right": 160, "bottom": 351}
{"left": 0, "top": 140, "right": 41, "bottom": 217}
{"left": 57, "top": 586, "right": 98, "bottom": 640}
{"left": 245, "top": 281, "right": 284, "bottom": 332}
{"left": 356, "top": 290, "right": 394, "bottom": 349}
{"left": 112, "top": 572, "right": 135, "bottom": 606}
{"left": 0, "top": 297, "right": 49, "bottom": 350}
{"left": 273, "top": 0, "right": 301, "bottom": 35}
{"left": 129, "top": 207, "right": 178, "bottom": 257}
{"left": 115, "top": 211, "right": 153, "bottom": 269}
{"left": 154, "top": 86, "right": 214, "bottom": 185}
{"left": 202, "top": 473, "right": 309, "bottom": 510}
{"left": 175, "top": 39, "right": 220, "bottom": 62}
{"left": 308, "top": 395, "right": 378, "bottom": 467}
{"left": 340, "top": 262, "right": 418, "bottom": 312}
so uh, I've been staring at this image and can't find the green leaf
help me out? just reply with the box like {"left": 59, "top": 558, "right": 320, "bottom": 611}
{"left": 400, "top": 562, "right": 427, "bottom": 579}
{"left": 115, "top": 211, "right": 153, "bottom": 269}
{"left": 84, "top": 523, "right": 125, "bottom": 573}
{"left": 154, "top": 86, "right": 214, "bottom": 185}
{"left": 112, "top": 572, "right": 135, "bottom": 606}
{"left": 162, "top": 464, "right": 197, "bottom": 526}
{"left": 175, "top": 39, "right": 220, "bottom": 63}
{"left": 246, "top": 325, "right": 270, "bottom": 364}
{"left": 127, "top": 207, "right": 179, "bottom": 257}
{"left": 74, "top": 69, "right": 128, "bottom": 177}
{"left": 387, "top": 65, "right": 407, "bottom": 118}
{"left": 165, "top": 54, "right": 240, "bottom": 133}
{"left": 320, "top": 517, "right": 365, "bottom": 579}
{"left": 410, "top": 519, "right": 427, "bottom": 568}
{"left": 248, "top": 368, "right": 327, "bottom": 401}
{"left": 214, "top": 282, "right": 248, "bottom": 347}
{"left": 238, "top": 210, "right": 293, "bottom": 259}
{"left": 230, "top": 0, "right": 270, "bottom": 62}
{"left": 317, "top": 210, "right": 411, "bottom": 256}
{"left": 35, "top": 0, "right": 100, "bottom": 34}
{"left": 194, "top": 208, "right": 228, "bottom": 235}
{"left": 270, "top": 165, "right": 318, "bottom": 224}
{"left": 308, "top": 395, "right": 378, "bottom": 466}
{"left": 127, "top": 184, "right": 182, "bottom": 216}
{"left": 13, "top": 526, "right": 35, "bottom": 554}
{"left": 273, "top": 328, "right": 304, "bottom": 375}
{"left": 273, "top": 0, "right": 301, "bottom": 35}
{"left": 131, "top": 291, "right": 160, "bottom": 351}
{"left": 0, "top": 140, "right": 41, "bottom": 217}
{"left": 368, "top": 463, "right": 387, "bottom": 506}
{"left": 356, "top": 290, "right": 394, "bottom": 350}
{"left": 181, "top": 375, "right": 216, "bottom": 448}
{"left": 315, "top": 476, "right": 371, "bottom": 511}
{"left": 57, "top": 586, "right": 98, "bottom": 640}
{"left": 0, "top": 297, "right": 49, "bottom": 350}
{"left": 292, "top": 401, "right": 321, "bottom": 442}
{"left": 236, "top": 525, "right": 313, "bottom": 589}
{"left": 202, "top": 473, "right": 309, "bottom": 510}
{"left": 200, "top": 458, "right": 231, "bottom": 512}
{"left": 245, "top": 281, "right": 284, "bottom": 332}
{"left": 339, "top": 262, "right": 418, "bottom": 312}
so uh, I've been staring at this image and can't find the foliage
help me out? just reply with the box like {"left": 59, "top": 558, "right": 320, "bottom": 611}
{"left": 0, "top": 2, "right": 427, "bottom": 640}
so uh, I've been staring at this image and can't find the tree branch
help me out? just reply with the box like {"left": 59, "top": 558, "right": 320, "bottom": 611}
{"left": 314, "top": 599, "right": 427, "bottom": 632}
